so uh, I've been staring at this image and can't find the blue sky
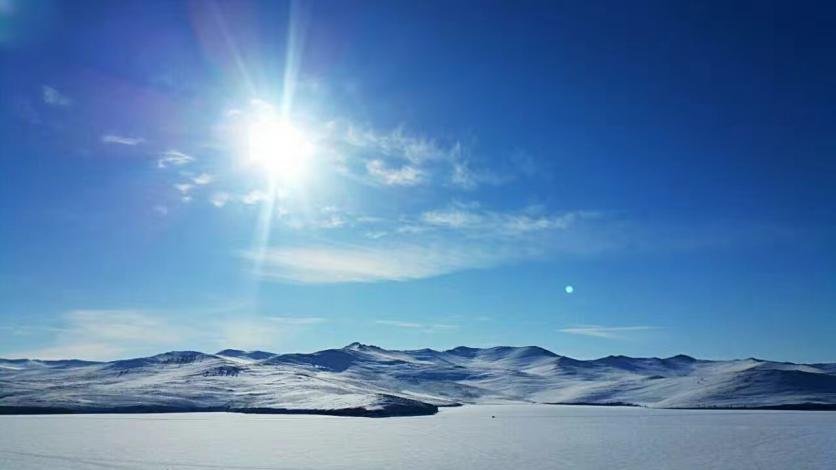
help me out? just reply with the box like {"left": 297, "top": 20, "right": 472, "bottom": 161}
{"left": 1, "top": 0, "right": 834, "bottom": 362}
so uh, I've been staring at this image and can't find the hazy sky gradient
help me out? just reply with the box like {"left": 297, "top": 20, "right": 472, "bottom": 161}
{"left": 1, "top": 0, "right": 834, "bottom": 362}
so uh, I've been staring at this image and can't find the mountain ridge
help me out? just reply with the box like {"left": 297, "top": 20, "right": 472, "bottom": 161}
{"left": 1, "top": 344, "right": 834, "bottom": 417}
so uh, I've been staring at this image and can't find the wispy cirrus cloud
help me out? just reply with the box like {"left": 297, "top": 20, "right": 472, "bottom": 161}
{"left": 42, "top": 85, "right": 71, "bottom": 107}
{"left": 190, "top": 173, "right": 214, "bottom": 185}
{"left": 451, "top": 158, "right": 510, "bottom": 189}
{"left": 209, "top": 189, "right": 271, "bottom": 208}
{"left": 244, "top": 202, "right": 609, "bottom": 284}
{"left": 8, "top": 310, "right": 181, "bottom": 360}
{"left": 214, "top": 316, "right": 328, "bottom": 351}
{"left": 211, "top": 192, "right": 231, "bottom": 208}
{"left": 247, "top": 242, "right": 510, "bottom": 284}
{"left": 375, "top": 320, "right": 458, "bottom": 333}
{"left": 419, "top": 202, "right": 599, "bottom": 238}
{"left": 174, "top": 183, "right": 194, "bottom": 195}
{"left": 4, "top": 310, "right": 329, "bottom": 360}
{"left": 329, "top": 122, "right": 502, "bottom": 189}
{"left": 365, "top": 159, "right": 425, "bottom": 186}
{"left": 343, "top": 124, "right": 454, "bottom": 164}
{"left": 558, "top": 325, "right": 661, "bottom": 339}
{"left": 268, "top": 316, "right": 327, "bottom": 325}
{"left": 241, "top": 190, "right": 269, "bottom": 205}
{"left": 101, "top": 134, "right": 145, "bottom": 146}
{"left": 339, "top": 125, "right": 525, "bottom": 190}
{"left": 157, "top": 150, "right": 195, "bottom": 168}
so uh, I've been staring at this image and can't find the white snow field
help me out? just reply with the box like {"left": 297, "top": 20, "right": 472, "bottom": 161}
{"left": 1, "top": 405, "right": 834, "bottom": 470}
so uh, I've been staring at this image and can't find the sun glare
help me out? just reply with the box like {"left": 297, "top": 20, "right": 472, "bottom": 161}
{"left": 247, "top": 118, "right": 314, "bottom": 183}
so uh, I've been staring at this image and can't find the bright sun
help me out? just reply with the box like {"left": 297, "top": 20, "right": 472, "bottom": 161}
{"left": 247, "top": 118, "right": 314, "bottom": 183}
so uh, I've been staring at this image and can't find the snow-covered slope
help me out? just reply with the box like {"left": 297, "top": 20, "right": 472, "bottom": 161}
{"left": 1, "top": 344, "right": 834, "bottom": 416}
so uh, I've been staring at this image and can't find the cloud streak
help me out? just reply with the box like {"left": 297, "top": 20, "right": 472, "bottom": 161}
{"left": 343, "top": 125, "right": 454, "bottom": 164}
{"left": 247, "top": 242, "right": 510, "bottom": 284}
{"left": 242, "top": 202, "right": 611, "bottom": 284}
{"left": 9, "top": 310, "right": 182, "bottom": 360}
{"left": 375, "top": 320, "right": 458, "bottom": 333}
{"left": 191, "top": 173, "right": 214, "bottom": 185}
{"left": 101, "top": 134, "right": 145, "bottom": 146}
{"left": 365, "top": 160, "right": 425, "bottom": 186}
{"left": 211, "top": 192, "right": 231, "bottom": 207}
{"left": 419, "top": 203, "right": 599, "bottom": 238}
{"left": 558, "top": 325, "right": 660, "bottom": 339}
{"left": 451, "top": 159, "right": 509, "bottom": 189}
{"left": 42, "top": 85, "right": 71, "bottom": 107}
{"left": 327, "top": 122, "right": 506, "bottom": 189}
{"left": 5, "top": 310, "right": 329, "bottom": 360}
{"left": 157, "top": 150, "right": 195, "bottom": 168}
{"left": 268, "top": 316, "right": 327, "bottom": 325}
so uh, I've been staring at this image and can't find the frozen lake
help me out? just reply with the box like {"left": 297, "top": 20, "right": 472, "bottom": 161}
{"left": 1, "top": 405, "right": 834, "bottom": 469}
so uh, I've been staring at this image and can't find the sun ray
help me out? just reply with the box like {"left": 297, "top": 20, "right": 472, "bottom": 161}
{"left": 243, "top": 0, "right": 310, "bottom": 303}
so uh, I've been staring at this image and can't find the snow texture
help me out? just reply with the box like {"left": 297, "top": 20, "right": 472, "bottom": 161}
{"left": 1, "top": 405, "right": 834, "bottom": 469}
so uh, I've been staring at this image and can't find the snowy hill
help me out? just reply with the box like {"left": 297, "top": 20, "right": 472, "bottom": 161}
{"left": 1, "top": 344, "right": 834, "bottom": 416}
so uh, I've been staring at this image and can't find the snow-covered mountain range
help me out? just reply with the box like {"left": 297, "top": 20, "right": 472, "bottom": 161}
{"left": 1, "top": 343, "right": 834, "bottom": 416}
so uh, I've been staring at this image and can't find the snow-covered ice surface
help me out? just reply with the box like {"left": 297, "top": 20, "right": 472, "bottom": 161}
{"left": 1, "top": 405, "right": 834, "bottom": 469}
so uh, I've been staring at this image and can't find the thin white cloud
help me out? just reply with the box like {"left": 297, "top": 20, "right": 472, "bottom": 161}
{"left": 375, "top": 320, "right": 423, "bottom": 329}
{"left": 451, "top": 159, "right": 509, "bottom": 189}
{"left": 241, "top": 190, "right": 269, "bottom": 205}
{"left": 420, "top": 205, "right": 484, "bottom": 229}
{"left": 247, "top": 242, "right": 508, "bottom": 284}
{"left": 211, "top": 192, "right": 231, "bottom": 208}
{"left": 10, "top": 310, "right": 182, "bottom": 360}
{"left": 174, "top": 183, "right": 194, "bottom": 195}
{"left": 336, "top": 123, "right": 525, "bottom": 190}
{"left": 268, "top": 316, "right": 327, "bottom": 325}
{"left": 241, "top": 203, "right": 609, "bottom": 284}
{"left": 157, "top": 150, "right": 195, "bottom": 168}
{"left": 191, "top": 173, "right": 214, "bottom": 185}
{"left": 312, "top": 212, "right": 347, "bottom": 229}
{"left": 558, "top": 325, "right": 660, "bottom": 339}
{"left": 5, "top": 310, "right": 329, "bottom": 360}
{"left": 327, "top": 122, "right": 478, "bottom": 188}
{"left": 276, "top": 206, "right": 378, "bottom": 231}
{"left": 209, "top": 316, "right": 326, "bottom": 351}
{"left": 419, "top": 203, "right": 597, "bottom": 238}
{"left": 344, "top": 125, "right": 453, "bottom": 164}
{"left": 210, "top": 190, "right": 269, "bottom": 208}
{"left": 375, "top": 320, "right": 459, "bottom": 333}
{"left": 101, "top": 134, "right": 145, "bottom": 146}
{"left": 365, "top": 231, "right": 388, "bottom": 240}
{"left": 153, "top": 205, "right": 169, "bottom": 216}
{"left": 42, "top": 85, "right": 71, "bottom": 107}
{"left": 366, "top": 159, "right": 425, "bottom": 186}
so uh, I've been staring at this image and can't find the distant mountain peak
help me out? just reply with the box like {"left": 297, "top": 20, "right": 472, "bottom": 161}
{"left": 155, "top": 350, "right": 209, "bottom": 360}
{"left": 216, "top": 349, "right": 276, "bottom": 360}
{"left": 666, "top": 354, "right": 697, "bottom": 362}
{"left": 445, "top": 345, "right": 558, "bottom": 359}
{"left": 216, "top": 349, "right": 246, "bottom": 357}
{"left": 343, "top": 342, "right": 382, "bottom": 351}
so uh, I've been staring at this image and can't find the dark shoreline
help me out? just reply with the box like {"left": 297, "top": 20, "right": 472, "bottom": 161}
{"left": 547, "top": 402, "right": 836, "bottom": 411}
{"left": 671, "top": 403, "right": 836, "bottom": 411}
{"left": 2, "top": 402, "right": 834, "bottom": 417}
{"left": 0, "top": 403, "right": 439, "bottom": 418}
